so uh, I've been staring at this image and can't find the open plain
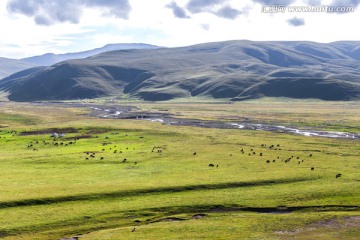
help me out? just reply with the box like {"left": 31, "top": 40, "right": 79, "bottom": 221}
{"left": 1, "top": 1, "right": 360, "bottom": 239}
{"left": 0, "top": 99, "right": 359, "bottom": 239}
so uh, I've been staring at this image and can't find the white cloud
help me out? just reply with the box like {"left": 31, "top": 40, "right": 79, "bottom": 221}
{"left": 6, "top": 0, "right": 131, "bottom": 25}
{"left": 0, "top": 0, "right": 359, "bottom": 58}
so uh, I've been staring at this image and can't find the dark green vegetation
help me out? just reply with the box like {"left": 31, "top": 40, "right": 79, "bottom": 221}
{"left": 0, "top": 101, "right": 359, "bottom": 239}
{"left": 1, "top": 40, "right": 360, "bottom": 101}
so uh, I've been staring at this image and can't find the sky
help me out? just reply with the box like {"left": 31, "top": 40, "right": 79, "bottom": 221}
{"left": 0, "top": 0, "right": 360, "bottom": 59}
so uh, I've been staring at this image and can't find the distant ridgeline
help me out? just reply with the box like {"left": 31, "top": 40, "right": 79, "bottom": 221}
{"left": 1, "top": 40, "right": 360, "bottom": 101}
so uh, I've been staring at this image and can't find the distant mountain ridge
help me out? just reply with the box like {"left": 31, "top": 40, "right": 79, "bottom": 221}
{"left": 0, "top": 43, "right": 159, "bottom": 79}
{"left": 0, "top": 57, "right": 37, "bottom": 80}
{"left": 21, "top": 43, "right": 160, "bottom": 66}
{"left": 1, "top": 40, "right": 360, "bottom": 102}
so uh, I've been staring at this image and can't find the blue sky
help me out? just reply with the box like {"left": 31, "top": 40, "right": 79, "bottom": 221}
{"left": 0, "top": 0, "right": 360, "bottom": 58}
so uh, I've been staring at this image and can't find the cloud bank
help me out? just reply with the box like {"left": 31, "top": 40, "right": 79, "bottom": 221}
{"left": 166, "top": 0, "right": 242, "bottom": 20}
{"left": 7, "top": 0, "right": 131, "bottom": 26}
{"left": 167, "top": 1, "right": 189, "bottom": 19}
{"left": 186, "top": 0, "right": 225, "bottom": 13}
{"left": 215, "top": 5, "right": 241, "bottom": 19}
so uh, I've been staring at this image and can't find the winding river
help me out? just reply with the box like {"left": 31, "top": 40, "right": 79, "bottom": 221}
{"left": 89, "top": 106, "right": 360, "bottom": 140}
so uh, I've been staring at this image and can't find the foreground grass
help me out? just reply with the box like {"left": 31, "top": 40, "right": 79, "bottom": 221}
{"left": 0, "top": 101, "right": 359, "bottom": 239}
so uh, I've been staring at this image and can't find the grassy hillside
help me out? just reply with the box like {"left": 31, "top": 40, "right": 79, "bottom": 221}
{"left": 0, "top": 101, "right": 359, "bottom": 239}
{"left": 0, "top": 44, "right": 158, "bottom": 81}
{"left": 1, "top": 40, "right": 360, "bottom": 102}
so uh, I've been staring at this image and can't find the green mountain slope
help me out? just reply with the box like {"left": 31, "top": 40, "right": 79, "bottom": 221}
{"left": 1, "top": 40, "right": 360, "bottom": 102}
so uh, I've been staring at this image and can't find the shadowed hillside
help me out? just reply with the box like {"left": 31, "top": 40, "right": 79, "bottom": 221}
{"left": 1, "top": 40, "right": 360, "bottom": 101}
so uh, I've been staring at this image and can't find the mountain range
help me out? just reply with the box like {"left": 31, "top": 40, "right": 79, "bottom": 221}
{"left": 0, "top": 57, "right": 37, "bottom": 80}
{"left": 0, "top": 43, "right": 158, "bottom": 79}
{"left": 1, "top": 40, "right": 360, "bottom": 102}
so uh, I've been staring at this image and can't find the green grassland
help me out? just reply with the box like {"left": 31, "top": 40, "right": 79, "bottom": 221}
{"left": 0, "top": 101, "right": 359, "bottom": 239}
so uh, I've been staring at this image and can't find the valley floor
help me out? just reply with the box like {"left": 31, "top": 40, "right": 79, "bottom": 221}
{"left": 0, "top": 100, "right": 359, "bottom": 239}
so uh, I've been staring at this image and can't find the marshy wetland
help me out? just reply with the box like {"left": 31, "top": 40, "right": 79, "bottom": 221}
{"left": 0, "top": 100, "right": 359, "bottom": 240}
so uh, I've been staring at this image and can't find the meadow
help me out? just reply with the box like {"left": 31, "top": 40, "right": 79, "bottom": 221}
{"left": 0, "top": 100, "right": 359, "bottom": 240}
